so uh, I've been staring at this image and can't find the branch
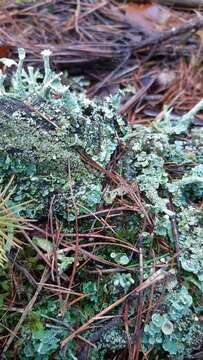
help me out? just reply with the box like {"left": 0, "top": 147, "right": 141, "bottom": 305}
{"left": 156, "top": 0, "right": 203, "bottom": 8}
{"left": 130, "top": 18, "right": 203, "bottom": 52}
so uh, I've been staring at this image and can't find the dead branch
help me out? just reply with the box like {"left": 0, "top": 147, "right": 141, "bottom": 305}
{"left": 156, "top": 0, "right": 203, "bottom": 8}
{"left": 130, "top": 17, "right": 203, "bottom": 52}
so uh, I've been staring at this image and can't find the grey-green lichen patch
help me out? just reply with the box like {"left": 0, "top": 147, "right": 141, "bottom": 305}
{"left": 143, "top": 285, "right": 203, "bottom": 358}
{"left": 110, "top": 111, "right": 202, "bottom": 359}
{"left": 113, "top": 115, "right": 203, "bottom": 284}
{"left": 0, "top": 50, "right": 202, "bottom": 275}
{"left": 0, "top": 49, "right": 128, "bottom": 218}
{"left": 99, "top": 329, "right": 128, "bottom": 351}
{"left": 0, "top": 49, "right": 203, "bottom": 359}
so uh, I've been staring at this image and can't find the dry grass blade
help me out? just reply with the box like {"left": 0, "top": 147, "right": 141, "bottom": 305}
{"left": 0, "top": 178, "right": 33, "bottom": 267}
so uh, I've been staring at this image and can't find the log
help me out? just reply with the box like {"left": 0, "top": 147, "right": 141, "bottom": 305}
{"left": 156, "top": 0, "right": 203, "bottom": 8}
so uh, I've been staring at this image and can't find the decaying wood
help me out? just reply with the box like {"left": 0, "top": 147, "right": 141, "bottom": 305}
{"left": 156, "top": 0, "right": 203, "bottom": 8}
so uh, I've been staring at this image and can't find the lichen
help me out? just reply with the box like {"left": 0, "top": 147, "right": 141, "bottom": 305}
{"left": 113, "top": 116, "right": 203, "bottom": 285}
{"left": 0, "top": 49, "right": 128, "bottom": 218}
{"left": 99, "top": 328, "right": 127, "bottom": 351}
{"left": 143, "top": 285, "right": 203, "bottom": 358}
{"left": 0, "top": 49, "right": 202, "bottom": 359}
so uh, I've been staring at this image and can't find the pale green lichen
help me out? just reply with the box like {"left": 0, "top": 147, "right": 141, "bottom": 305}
{"left": 112, "top": 114, "right": 202, "bottom": 358}
{"left": 0, "top": 49, "right": 203, "bottom": 359}
{"left": 143, "top": 286, "right": 203, "bottom": 358}
{"left": 99, "top": 329, "right": 127, "bottom": 351}
{"left": 0, "top": 49, "right": 128, "bottom": 218}
{"left": 113, "top": 117, "right": 203, "bottom": 285}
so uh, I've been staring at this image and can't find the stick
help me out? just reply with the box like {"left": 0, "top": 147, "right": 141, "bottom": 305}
{"left": 156, "top": 0, "right": 203, "bottom": 8}
{"left": 61, "top": 268, "right": 172, "bottom": 347}
{"left": 130, "top": 18, "right": 203, "bottom": 52}
{"left": 7, "top": 252, "right": 37, "bottom": 288}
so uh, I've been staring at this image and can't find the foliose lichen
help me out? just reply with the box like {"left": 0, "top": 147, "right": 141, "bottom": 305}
{"left": 143, "top": 285, "right": 203, "bottom": 358}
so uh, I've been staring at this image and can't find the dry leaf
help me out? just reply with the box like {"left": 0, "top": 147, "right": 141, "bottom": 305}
{"left": 123, "top": 2, "right": 184, "bottom": 35}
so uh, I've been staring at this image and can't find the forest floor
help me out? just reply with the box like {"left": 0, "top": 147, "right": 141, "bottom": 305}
{"left": 0, "top": 1, "right": 203, "bottom": 359}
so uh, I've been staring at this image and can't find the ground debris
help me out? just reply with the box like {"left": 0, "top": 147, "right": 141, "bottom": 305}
{"left": 0, "top": 1, "right": 203, "bottom": 123}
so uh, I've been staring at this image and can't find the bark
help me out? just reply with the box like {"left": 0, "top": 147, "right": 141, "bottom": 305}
{"left": 156, "top": 0, "right": 203, "bottom": 8}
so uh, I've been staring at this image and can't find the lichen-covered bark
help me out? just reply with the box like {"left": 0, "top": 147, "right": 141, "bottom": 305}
{"left": 0, "top": 49, "right": 129, "bottom": 218}
{"left": 0, "top": 92, "right": 127, "bottom": 218}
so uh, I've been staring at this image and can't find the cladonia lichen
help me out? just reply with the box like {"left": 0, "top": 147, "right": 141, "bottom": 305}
{"left": 0, "top": 49, "right": 128, "bottom": 218}
{"left": 0, "top": 49, "right": 202, "bottom": 359}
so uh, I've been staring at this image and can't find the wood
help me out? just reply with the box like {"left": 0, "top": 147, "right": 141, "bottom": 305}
{"left": 156, "top": 0, "right": 203, "bottom": 8}
{"left": 130, "top": 17, "right": 203, "bottom": 52}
